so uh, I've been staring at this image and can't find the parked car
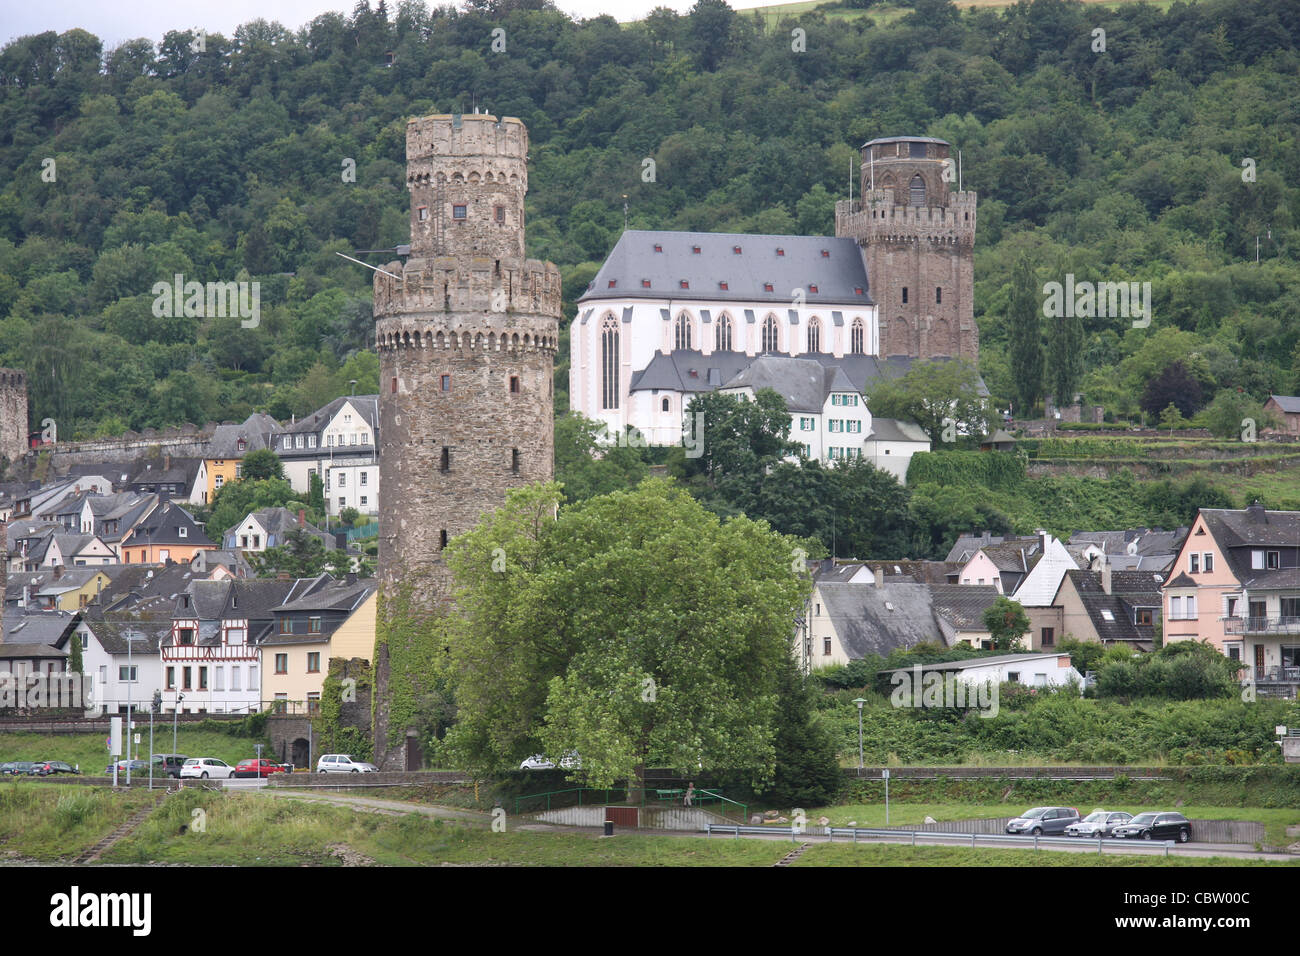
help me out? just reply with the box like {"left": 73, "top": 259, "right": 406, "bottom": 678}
{"left": 151, "top": 754, "right": 188, "bottom": 779}
{"left": 103, "top": 759, "right": 148, "bottom": 776}
{"left": 1111, "top": 812, "right": 1191, "bottom": 842}
{"left": 315, "top": 754, "right": 378, "bottom": 774}
{"left": 32, "top": 761, "right": 81, "bottom": 776}
{"left": 1005, "top": 806, "right": 1081, "bottom": 835}
{"left": 179, "top": 758, "right": 235, "bottom": 780}
{"left": 0, "top": 762, "right": 34, "bottom": 775}
{"left": 520, "top": 751, "right": 580, "bottom": 771}
{"left": 233, "top": 758, "right": 289, "bottom": 779}
{"left": 1065, "top": 810, "right": 1133, "bottom": 838}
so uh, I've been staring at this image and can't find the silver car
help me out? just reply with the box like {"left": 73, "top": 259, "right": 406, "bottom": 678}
{"left": 1065, "top": 810, "right": 1133, "bottom": 838}
{"left": 316, "top": 754, "right": 378, "bottom": 773}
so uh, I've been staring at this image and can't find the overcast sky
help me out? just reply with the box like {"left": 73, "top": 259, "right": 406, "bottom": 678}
{"left": 1, "top": 0, "right": 794, "bottom": 48}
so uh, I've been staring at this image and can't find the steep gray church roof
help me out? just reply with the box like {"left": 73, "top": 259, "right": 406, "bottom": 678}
{"left": 577, "top": 231, "right": 874, "bottom": 307}
{"left": 720, "top": 356, "right": 857, "bottom": 413}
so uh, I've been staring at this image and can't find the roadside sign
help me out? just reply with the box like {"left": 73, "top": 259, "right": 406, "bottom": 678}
{"left": 134, "top": 734, "right": 141, "bottom": 745}
{"left": 109, "top": 717, "right": 122, "bottom": 757}
{"left": 882, "top": 769, "right": 890, "bottom": 779}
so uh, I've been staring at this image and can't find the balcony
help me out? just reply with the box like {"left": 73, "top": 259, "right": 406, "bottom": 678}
{"left": 1223, "top": 616, "right": 1300, "bottom": 635}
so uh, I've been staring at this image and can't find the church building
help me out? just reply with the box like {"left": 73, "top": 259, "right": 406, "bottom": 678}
{"left": 569, "top": 135, "right": 978, "bottom": 457}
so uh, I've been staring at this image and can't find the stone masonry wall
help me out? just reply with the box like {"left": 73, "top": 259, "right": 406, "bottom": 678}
{"left": 0, "top": 369, "right": 28, "bottom": 468}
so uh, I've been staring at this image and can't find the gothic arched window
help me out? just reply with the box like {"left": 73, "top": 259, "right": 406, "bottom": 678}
{"left": 674, "top": 313, "right": 692, "bottom": 351}
{"left": 762, "top": 315, "right": 779, "bottom": 353}
{"left": 851, "top": 317, "right": 865, "bottom": 355}
{"left": 909, "top": 174, "right": 926, "bottom": 207}
{"left": 715, "top": 313, "right": 733, "bottom": 352}
{"left": 601, "top": 314, "right": 619, "bottom": 410}
{"left": 808, "top": 317, "right": 822, "bottom": 354}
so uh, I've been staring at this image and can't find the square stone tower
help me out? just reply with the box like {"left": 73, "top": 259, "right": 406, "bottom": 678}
{"left": 836, "top": 136, "right": 978, "bottom": 363}
{"left": 370, "top": 113, "right": 561, "bottom": 768}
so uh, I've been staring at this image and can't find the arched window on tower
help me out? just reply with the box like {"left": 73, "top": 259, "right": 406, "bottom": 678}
{"left": 851, "top": 318, "right": 865, "bottom": 355}
{"left": 715, "top": 313, "right": 733, "bottom": 352}
{"left": 601, "top": 314, "right": 620, "bottom": 410}
{"left": 674, "top": 313, "right": 692, "bottom": 351}
{"left": 909, "top": 174, "right": 926, "bottom": 207}
{"left": 808, "top": 317, "right": 822, "bottom": 354}
{"left": 762, "top": 315, "right": 779, "bottom": 353}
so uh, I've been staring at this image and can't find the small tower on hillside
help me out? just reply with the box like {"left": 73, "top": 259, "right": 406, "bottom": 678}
{"left": 836, "top": 136, "right": 978, "bottom": 363}
{"left": 0, "top": 369, "right": 29, "bottom": 467}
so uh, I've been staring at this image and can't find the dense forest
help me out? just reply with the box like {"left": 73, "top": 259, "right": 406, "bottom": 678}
{"left": 0, "top": 0, "right": 1296, "bottom": 440}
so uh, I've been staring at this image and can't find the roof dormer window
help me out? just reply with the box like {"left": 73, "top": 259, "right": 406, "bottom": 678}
{"left": 641, "top": 279, "right": 650, "bottom": 288}
{"left": 719, "top": 281, "right": 728, "bottom": 291}
{"left": 679, "top": 280, "right": 689, "bottom": 289}
{"left": 809, "top": 285, "right": 819, "bottom": 294}
{"left": 692, "top": 245, "right": 701, "bottom": 254}
{"left": 653, "top": 244, "right": 663, "bottom": 253}
{"left": 763, "top": 283, "right": 774, "bottom": 292}
{"left": 820, "top": 249, "right": 830, "bottom": 258}
{"left": 776, "top": 248, "right": 785, "bottom": 256}
{"left": 733, "top": 246, "right": 742, "bottom": 254}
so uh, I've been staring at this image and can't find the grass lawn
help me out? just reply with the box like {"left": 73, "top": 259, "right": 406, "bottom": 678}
{"left": 793, "top": 842, "right": 1298, "bottom": 866}
{"left": 101, "top": 791, "right": 790, "bottom": 866}
{"left": 801, "top": 802, "right": 1300, "bottom": 847}
{"left": 0, "top": 730, "right": 275, "bottom": 775}
{"left": 0, "top": 781, "right": 158, "bottom": 861}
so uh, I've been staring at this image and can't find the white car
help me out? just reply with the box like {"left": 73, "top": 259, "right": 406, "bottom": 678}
{"left": 179, "top": 758, "right": 234, "bottom": 779}
{"left": 316, "top": 754, "right": 379, "bottom": 773}
{"left": 520, "top": 751, "right": 580, "bottom": 771}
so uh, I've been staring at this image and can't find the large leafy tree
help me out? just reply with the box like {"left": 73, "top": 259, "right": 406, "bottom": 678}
{"left": 554, "top": 411, "right": 650, "bottom": 505}
{"left": 982, "top": 596, "right": 1030, "bottom": 651}
{"left": 865, "top": 358, "right": 992, "bottom": 445}
{"left": 442, "top": 479, "right": 810, "bottom": 798}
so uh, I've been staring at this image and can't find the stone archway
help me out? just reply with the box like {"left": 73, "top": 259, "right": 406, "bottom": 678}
{"left": 291, "top": 737, "right": 310, "bottom": 769}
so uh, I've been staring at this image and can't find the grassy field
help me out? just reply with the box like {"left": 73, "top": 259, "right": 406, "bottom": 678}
{"left": 792, "top": 842, "right": 1298, "bottom": 866}
{"left": 0, "top": 730, "right": 275, "bottom": 775}
{"left": 0, "top": 781, "right": 158, "bottom": 861}
{"left": 101, "top": 790, "right": 791, "bottom": 866}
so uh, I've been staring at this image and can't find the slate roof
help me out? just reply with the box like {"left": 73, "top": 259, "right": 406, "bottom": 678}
{"left": 1062, "top": 571, "right": 1162, "bottom": 647}
{"left": 10, "top": 567, "right": 106, "bottom": 598}
{"left": 720, "top": 356, "right": 858, "bottom": 413}
{"left": 206, "top": 413, "right": 282, "bottom": 458}
{"left": 878, "top": 652, "right": 1071, "bottom": 675}
{"left": 818, "top": 581, "right": 947, "bottom": 659}
{"left": 866, "top": 418, "right": 930, "bottom": 443}
{"left": 945, "top": 532, "right": 1008, "bottom": 564}
{"left": 275, "top": 576, "right": 375, "bottom": 614}
{"left": 109, "top": 564, "right": 202, "bottom": 616}
{"left": 980, "top": 537, "right": 1044, "bottom": 574}
{"left": 0, "top": 641, "right": 67, "bottom": 660}
{"left": 232, "top": 507, "right": 334, "bottom": 550}
{"left": 122, "top": 502, "right": 213, "bottom": 548}
{"left": 863, "top": 135, "right": 951, "bottom": 149}
{"left": 578, "top": 231, "right": 875, "bottom": 307}
{"left": 127, "top": 457, "right": 203, "bottom": 489}
{"left": 1198, "top": 506, "right": 1300, "bottom": 585}
{"left": 281, "top": 395, "right": 379, "bottom": 436}
{"left": 928, "top": 584, "right": 1001, "bottom": 630}
{"left": 1, "top": 608, "right": 80, "bottom": 645}
{"left": 1268, "top": 395, "right": 1300, "bottom": 414}
{"left": 69, "top": 614, "right": 167, "bottom": 655}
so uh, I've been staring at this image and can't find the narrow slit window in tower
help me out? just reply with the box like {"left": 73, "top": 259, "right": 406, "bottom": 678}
{"left": 440, "top": 447, "right": 450, "bottom": 472}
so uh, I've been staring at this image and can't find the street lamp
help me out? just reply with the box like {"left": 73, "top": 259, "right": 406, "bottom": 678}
{"left": 852, "top": 698, "right": 867, "bottom": 771}
{"left": 123, "top": 631, "right": 145, "bottom": 786}
{"left": 173, "top": 693, "right": 185, "bottom": 755}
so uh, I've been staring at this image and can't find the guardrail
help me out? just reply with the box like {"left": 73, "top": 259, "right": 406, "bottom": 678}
{"left": 704, "top": 823, "right": 1181, "bottom": 856}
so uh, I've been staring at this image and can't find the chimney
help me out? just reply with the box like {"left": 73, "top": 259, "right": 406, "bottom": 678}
{"left": 53, "top": 564, "right": 62, "bottom": 581}
{"left": 298, "top": 509, "right": 305, "bottom": 528}
{"left": 346, "top": 571, "right": 357, "bottom": 585}
{"left": 1037, "top": 529, "right": 1050, "bottom": 553}
{"left": 873, "top": 566, "right": 883, "bottom": 589}
{"left": 1246, "top": 500, "right": 1266, "bottom": 524}
{"left": 1101, "top": 557, "right": 1112, "bottom": 596}
{"left": 164, "top": 453, "right": 171, "bottom": 471}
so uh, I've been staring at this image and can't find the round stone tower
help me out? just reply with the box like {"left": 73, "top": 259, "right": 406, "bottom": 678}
{"left": 371, "top": 113, "right": 560, "bottom": 767}
{"left": 373, "top": 113, "right": 561, "bottom": 595}
{"left": 835, "top": 136, "right": 978, "bottom": 363}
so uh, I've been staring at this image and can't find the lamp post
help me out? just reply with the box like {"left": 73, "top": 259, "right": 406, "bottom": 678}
{"left": 123, "top": 631, "right": 144, "bottom": 786}
{"left": 852, "top": 698, "right": 866, "bottom": 770}
{"left": 173, "top": 693, "right": 185, "bottom": 755}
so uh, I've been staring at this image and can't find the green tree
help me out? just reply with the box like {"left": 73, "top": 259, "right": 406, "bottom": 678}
{"left": 254, "top": 528, "right": 341, "bottom": 578}
{"left": 554, "top": 412, "right": 649, "bottom": 505}
{"left": 865, "top": 358, "right": 992, "bottom": 445}
{"left": 763, "top": 655, "right": 843, "bottom": 806}
{"left": 982, "top": 596, "right": 1029, "bottom": 651}
{"left": 442, "top": 479, "right": 810, "bottom": 799}
{"left": 1045, "top": 282, "right": 1084, "bottom": 411}
{"left": 241, "top": 448, "right": 284, "bottom": 481}
{"left": 68, "top": 630, "right": 84, "bottom": 675}
{"left": 1008, "top": 255, "right": 1044, "bottom": 417}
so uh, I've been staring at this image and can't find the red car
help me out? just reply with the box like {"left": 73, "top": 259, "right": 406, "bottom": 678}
{"left": 232, "top": 758, "right": 290, "bottom": 779}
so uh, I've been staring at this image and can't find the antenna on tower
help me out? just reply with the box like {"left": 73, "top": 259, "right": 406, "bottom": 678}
{"left": 335, "top": 252, "right": 401, "bottom": 279}
{"left": 958, "top": 150, "right": 963, "bottom": 193}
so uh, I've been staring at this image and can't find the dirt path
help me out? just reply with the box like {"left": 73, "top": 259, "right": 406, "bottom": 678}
{"left": 253, "top": 787, "right": 491, "bottom": 823}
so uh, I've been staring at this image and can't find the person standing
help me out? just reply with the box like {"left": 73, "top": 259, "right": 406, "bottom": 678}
{"left": 684, "top": 781, "right": 695, "bottom": 807}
